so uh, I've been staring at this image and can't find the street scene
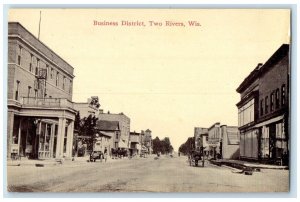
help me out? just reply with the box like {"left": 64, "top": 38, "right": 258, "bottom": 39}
{"left": 8, "top": 155, "right": 288, "bottom": 192}
{"left": 6, "top": 9, "right": 291, "bottom": 193}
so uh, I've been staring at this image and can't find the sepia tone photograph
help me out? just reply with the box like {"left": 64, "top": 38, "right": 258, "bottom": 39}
{"left": 5, "top": 8, "right": 291, "bottom": 193}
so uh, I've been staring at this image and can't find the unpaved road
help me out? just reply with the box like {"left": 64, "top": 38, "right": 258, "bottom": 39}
{"left": 7, "top": 156, "right": 289, "bottom": 192}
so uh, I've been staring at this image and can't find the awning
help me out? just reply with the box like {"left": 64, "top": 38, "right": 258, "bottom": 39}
{"left": 254, "top": 115, "right": 284, "bottom": 128}
{"left": 99, "top": 131, "right": 113, "bottom": 138}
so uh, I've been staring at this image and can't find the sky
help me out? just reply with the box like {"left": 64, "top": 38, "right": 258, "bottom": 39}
{"left": 8, "top": 9, "right": 290, "bottom": 151}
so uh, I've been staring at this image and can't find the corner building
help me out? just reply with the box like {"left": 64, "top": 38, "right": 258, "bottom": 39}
{"left": 236, "top": 44, "right": 289, "bottom": 165}
{"left": 7, "top": 22, "right": 76, "bottom": 159}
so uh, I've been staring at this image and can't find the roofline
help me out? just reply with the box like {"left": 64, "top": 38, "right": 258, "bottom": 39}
{"left": 236, "top": 44, "right": 289, "bottom": 93}
{"left": 8, "top": 22, "right": 75, "bottom": 72}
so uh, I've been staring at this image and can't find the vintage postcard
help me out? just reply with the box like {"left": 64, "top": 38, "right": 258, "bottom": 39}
{"left": 6, "top": 8, "right": 291, "bottom": 193}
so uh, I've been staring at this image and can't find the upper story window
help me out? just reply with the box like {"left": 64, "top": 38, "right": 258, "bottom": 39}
{"left": 27, "top": 86, "right": 32, "bottom": 97}
{"left": 15, "top": 80, "right": 20, "bottom": 100}
{"left": 17, "top": 45, "right": 22, "bottom": 66}
{"left": 50, "top": 68, "right": 54, "bottom": 79}
{"left": 56, "top": 72, "right": 59, "bottom": 87}
{"left": 63, "top": 76, "right": 66, "bottom": 90}
{"left": 35, "top": 58, "right": 39, "bottom": 76}
{"left": 46, "top": 65, "right": 49, "bottom": 80}
{"left": 270, "top": 92, "right": 274, "bottom": 112}
{"left": 260, "top": 99, "right": 264, "bottom": 116}
{"left": 30, "top": 54, "right": 33, "bottom": 72}
{"left": 69, "top": 80, "right": 72, "bottom": 94}
{"left": 238, "top": 98, "right": 254, "bottom": 127}
{"left": 276, "top": 88, "right": 280, "bottom": 109}
{"left": 282, "top": 84, "right": 286, "bottom": 106}
{"left": 265, "top": 96, "right": 269, "bottom": 114}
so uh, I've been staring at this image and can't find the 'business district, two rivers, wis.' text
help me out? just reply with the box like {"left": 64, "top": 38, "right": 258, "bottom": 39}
{"left": 93, "top": 20, "right": 201, "bottom": 27}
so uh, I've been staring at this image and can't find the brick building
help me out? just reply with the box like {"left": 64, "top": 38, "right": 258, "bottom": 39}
{"left": 7, "top": 22, "right": 76, "bottom": 159}
{"left": 236, "top": 44, "right": 290, "bottom": 165}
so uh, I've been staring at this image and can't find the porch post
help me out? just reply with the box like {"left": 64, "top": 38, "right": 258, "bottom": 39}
{"left": 56, "top": 118, "right": 66, "bottom": 158}
{"left": 7, "top": 112, "right": 14, "bottom": 159}
{"left": 66, "top": 120, "right": 74, "bottom": 158}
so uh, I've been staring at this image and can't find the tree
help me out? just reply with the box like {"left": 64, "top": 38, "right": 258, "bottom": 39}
{"left": 152, "top": 136, "right": 174, "bottom": 155}
{"left": 74, "top": 111, "right": 81, "bottom": 131}
{"left": 178, "top": 137, "right": 195, "bottom": 155}
{"left": 152, "top": 136, "right": 162, "bottom": 154}
{"left": 80, "top": 114, "right": 98, "bottom": 150}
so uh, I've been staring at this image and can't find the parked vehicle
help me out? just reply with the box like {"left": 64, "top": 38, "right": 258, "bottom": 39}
{"left": 188, "top": 150, "right": 203, "bottom": 167}
{"left": 90, "top": 151, "right": 103, "bottom": 162}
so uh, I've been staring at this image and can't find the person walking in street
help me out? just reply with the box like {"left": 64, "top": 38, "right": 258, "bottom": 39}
{"left": 104, "top": 147, "right": 108, "bottom": 163}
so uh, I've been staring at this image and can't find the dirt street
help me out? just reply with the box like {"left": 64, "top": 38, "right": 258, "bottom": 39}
{"left": 7, "top": 156, "right": 289, "bottom": 192}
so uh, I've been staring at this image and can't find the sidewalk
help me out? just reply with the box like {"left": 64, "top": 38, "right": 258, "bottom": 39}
{"left": 210, "top": 159, "right": 288, "bottom": 172}
{"left": 7, "top": 155, "right": 137, "bottom": 167}
{"left": 7, "top": 158, "right": 61, "bottom": 167}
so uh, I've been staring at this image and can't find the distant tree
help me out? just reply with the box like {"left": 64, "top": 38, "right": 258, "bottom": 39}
{"left": 178, "top": 137, "right": 195, "bottom": 155}
{"left": 152, "top": 136, "right": 174, "bottom": 155}
{"left": 152, "top": 136, "right": 161, "bottom": 154}
{"left": 80, "top": 114, "right": 98, "bottom": 150}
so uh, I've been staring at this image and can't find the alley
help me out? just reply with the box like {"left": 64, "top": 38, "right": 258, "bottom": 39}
{"left": 7, "top": 156, "right": 289, "bottom": 192}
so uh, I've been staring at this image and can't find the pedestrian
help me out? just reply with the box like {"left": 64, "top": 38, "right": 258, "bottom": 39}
{"left": 104, "top": 147, "right": 108, "bottom": 162}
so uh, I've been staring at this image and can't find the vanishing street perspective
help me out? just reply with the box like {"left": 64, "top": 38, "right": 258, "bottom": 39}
{"left": 6, "top": 9, "right": 290, "bottom": 193}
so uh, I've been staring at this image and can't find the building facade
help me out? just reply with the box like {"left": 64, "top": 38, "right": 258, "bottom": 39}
{"left": 7, "top": 22, "right": 76, "bottom": 159}
{"left": 73, "top": 96, "right": 101, "bottom": 118}
{"left": 98, "top": 112, "right": 130, "bottom": 150}
{"left": 129, "top": 131, "right": 142, "bottom": 157}
{"left": 141, "top": 129, "right": 153, "bottom": 154}
{"left": 95, "top": 120, "right": 120, "bottom": 156}
{"left": 236, "top": 44, "right": 290, "bottom": 165}
{"left": 220, "top": 125, "right": 240, "bottom": 159}
{"left": 194, "top": 127, "right": 208, "bottom": 151}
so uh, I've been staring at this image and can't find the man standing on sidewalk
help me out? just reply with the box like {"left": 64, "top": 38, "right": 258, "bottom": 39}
{"left": 104, "top": 147, "right": 108, "bottom": 162}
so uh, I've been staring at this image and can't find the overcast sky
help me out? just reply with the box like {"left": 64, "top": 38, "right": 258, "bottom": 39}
{"left": 8, "top": 9, "right": 290, "bottom": 151}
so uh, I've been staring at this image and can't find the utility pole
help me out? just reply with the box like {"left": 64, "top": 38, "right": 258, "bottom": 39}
{"left": 38, "top": 11, "right": 42, "bottom": 40}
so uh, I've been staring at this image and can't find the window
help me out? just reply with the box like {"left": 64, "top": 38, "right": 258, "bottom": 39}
{"left": 35, "top": 59, "right": 40, "bottom": 76}
{"left": 260, "top": 99, "right": 264, "bottom": 116}
{"left": 276, "top": 88, "right": 280, "bottom": 109}
{"left": 46, "top": 65, "right": 49, "bottom": 80}
{"left": 265, "top": 96, "right": 269, "bottom": 114}
{"left": 50, "top": 68, "right": 53, "bottom": 79}
{"left": 69, "top": 80, "right": 72, "bottom": 94}
{"left": 15, "top": 80, "right": 20, "bottom": 100}
{"left": 30, "top": 54, "right": 33, "bottom": 72}
{"left": 27, "top": 86, "right": 31, "bottom": 97}
{"left": 17, "top": 45, "right": 22, "bottom": 66}
{"left": 56, "top": 72, "right": 59, "bottom": 86}
{"left": 282, "top": 84, "right": 286, "bottom": 106}
{"left": 63, "top": 76, "right": 66, "bottom": 90}
{"left": 270, "top": 92, "right": 274, "bottom": 112}
{"left": 34, "top": 89, "right": 38, "bottom": 98}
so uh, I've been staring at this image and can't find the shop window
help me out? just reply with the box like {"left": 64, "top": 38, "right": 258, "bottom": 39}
{"left": 63, "top": 127, "right": 68, "bottom": 153}
{"left": 275, "top": 88, "right": 280, "bottom": 109}
{"left": 265, "top": 96, "right": 269, "bottom": 114}
{"left": 282, "top": 84, "right": 286, "bottom": 106}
